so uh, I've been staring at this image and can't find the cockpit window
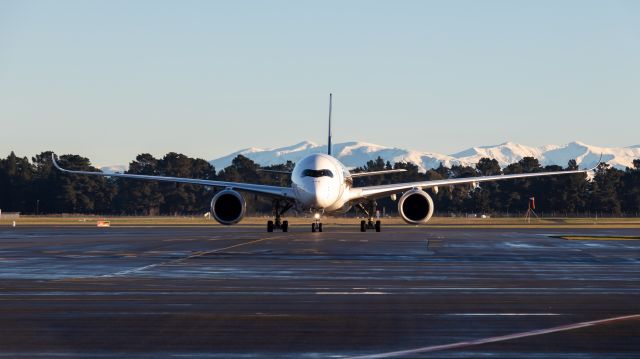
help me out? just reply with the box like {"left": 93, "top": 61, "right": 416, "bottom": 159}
{"left": 302, "top": 169, "right": 334, "bottom": 178}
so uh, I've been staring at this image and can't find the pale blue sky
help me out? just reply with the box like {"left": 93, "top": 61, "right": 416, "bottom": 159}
{"left": 1, "top": 1, "right": 639, "bottom": 166}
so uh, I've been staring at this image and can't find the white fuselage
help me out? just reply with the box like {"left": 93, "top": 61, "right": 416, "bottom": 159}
{"left": 291, "top": 153, "right": 353, "bottom": 212}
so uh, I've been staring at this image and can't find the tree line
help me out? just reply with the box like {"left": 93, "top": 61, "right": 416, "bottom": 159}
{"left": 353, "top": 156, "right": 640, "bottom": 217}
{"left": 1, "top": 151, "right": 639, "bottom": 216}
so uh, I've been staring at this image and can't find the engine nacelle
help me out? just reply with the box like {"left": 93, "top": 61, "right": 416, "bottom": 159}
{"left": 210, "top": 189, "right": 246, "bottom": 225}
{"left": 398, "top": 189, "right": 434, "bottom": 225}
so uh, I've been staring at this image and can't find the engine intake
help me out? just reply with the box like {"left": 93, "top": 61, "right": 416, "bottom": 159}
{"left": 398, "top": 189, "right": 434, "bottom": 225}
{"left": 210, "top": 189, "right": 246, "bottom": 225}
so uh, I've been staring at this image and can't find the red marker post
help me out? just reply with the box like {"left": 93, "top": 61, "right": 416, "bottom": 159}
{"left": 525, "top": 197, "right": 538, "bottom": 223}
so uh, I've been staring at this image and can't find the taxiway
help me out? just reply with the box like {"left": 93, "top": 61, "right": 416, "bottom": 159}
{"left": 0, "top": 225, "right": 638, "bottom": 358}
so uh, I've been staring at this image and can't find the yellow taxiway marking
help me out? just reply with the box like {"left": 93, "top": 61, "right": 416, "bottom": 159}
{"left": 560, "top": 236, "right": 640, "bottom": 241}
{"left": 100, "top": 235, "right": 281, "bottom": 277}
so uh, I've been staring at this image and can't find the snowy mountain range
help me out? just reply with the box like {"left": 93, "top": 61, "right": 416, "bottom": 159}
{"left": 99, "top": 141, "right": 640, "bottom": 174}
{"left": 207, "top": 141, "right": 640, "bottom": 172}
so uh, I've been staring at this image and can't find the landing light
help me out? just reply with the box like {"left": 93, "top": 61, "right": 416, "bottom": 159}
{"left": 314, "top": 213, "right": 321, "bottom": 220}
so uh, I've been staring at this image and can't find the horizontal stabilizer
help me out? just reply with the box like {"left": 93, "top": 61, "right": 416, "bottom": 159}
{"left": 257, "top": 169, "right": 292, "bottom": 175}
{"left": 351, "top": 169, "right": 407, "bottom": 178}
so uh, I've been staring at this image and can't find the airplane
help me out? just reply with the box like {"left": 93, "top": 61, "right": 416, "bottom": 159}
{"left": 52, "top": 94, "right": 600, "bottom": 233}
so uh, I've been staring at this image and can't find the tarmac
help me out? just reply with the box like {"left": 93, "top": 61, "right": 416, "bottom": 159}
{"left": 0, "top": 224, "right": 638, "bottom": 358}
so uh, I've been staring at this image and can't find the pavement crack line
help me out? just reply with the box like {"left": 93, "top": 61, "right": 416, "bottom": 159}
{"left": 344, "top": 313, "right": 640, "bottom": 359}
{"left": 99, "top": 236, "right": 279, "bottom": 278}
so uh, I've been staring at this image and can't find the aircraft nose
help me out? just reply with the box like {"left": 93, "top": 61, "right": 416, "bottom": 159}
{"left": 313, "top": 181, "right": 332, "bottom": 208}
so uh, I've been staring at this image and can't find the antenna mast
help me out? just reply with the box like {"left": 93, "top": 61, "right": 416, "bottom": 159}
{"left": 328, "top": 93, "right": 332, "bottom": 156}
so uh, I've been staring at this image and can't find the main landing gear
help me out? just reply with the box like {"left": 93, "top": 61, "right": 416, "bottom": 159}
{"left": 360, "top": 219, "right": 381, "bottom": 232}
{"left": 357, "top": 201, "right": 381, "bottom": 232}
{"left": 267, "top": 200, "right": 292, "bottom": 233}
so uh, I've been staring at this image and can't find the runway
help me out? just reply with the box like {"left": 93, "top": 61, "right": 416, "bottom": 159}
{"left": 0, "top": 225, "right": 638, "bottom": 358}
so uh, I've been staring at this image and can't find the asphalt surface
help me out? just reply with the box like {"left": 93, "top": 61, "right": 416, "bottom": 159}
{"left": 0, "top": 224, "right": 638, "bottom": 358}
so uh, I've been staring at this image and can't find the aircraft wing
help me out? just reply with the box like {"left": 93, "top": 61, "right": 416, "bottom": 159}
{"left": 349, "top": 166, "right": 596, "bottom": 201}
{"left": 52, "top": 154, "right": 294, "bottom": 199}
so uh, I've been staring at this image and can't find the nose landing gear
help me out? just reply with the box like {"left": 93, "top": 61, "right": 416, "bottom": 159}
{"left": 311, "top": 212, "right": 323, "bottom": 232}
{"left": 357, "top": 201, "right": 381, "bottom": 232}
{"left": 311, "top": 222, "right": 323, "bottom": 232}
{"left": 267, "top": 200, "right": 292, "bottom": 232}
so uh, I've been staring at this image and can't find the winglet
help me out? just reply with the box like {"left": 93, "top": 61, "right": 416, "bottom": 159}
{"left": 51, "top": 153, "right": 66, "bottom": 172}
{"left": 587, "top": 153, "right": 604, "bottom": 171}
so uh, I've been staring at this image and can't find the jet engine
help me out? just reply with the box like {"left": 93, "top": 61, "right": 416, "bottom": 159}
{"left": 210, "top": 189, "right": 246, "bottom": 225}
{"left": 398, "top": 189, "right": 434, "bottom": 225}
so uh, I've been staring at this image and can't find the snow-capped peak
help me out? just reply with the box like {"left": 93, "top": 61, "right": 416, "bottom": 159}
{"left": 100, "top": 165, "right": 127, "bottom": 174}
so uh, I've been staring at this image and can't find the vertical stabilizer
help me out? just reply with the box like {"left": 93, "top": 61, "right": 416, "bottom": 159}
{"left": 328, "top": 93, "right": 332, "bottom": 156}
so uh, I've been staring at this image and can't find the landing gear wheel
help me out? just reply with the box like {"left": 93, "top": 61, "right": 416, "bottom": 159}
{"left": 358, "top": 201, "right": 381, "bottom": 233}
{"left": 318, "top": 223, "right": 323, "bottom": 232}
{"left": 268, "top": 200, "right": 293, "bottom": 232}
{"left": 311, "top": 223, "right": 317, "bottom": 232}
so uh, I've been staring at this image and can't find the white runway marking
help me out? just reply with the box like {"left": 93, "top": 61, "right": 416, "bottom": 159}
{"left": 100, "top": 236, "right": 278, "bottom": 277}
{"left": 344, "top": 314, "right": 640, "bottom": 359}
{"left": 316, "top": 292, "right": 387, "bottom": 295}
{"left": 445, "top": 313, "right": 561, "bottom": 316}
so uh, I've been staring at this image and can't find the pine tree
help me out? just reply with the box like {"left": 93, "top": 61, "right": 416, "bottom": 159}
{"left": 0, "top": 152, "right": 34, "bottom": 212}
{"left": 620, "top": 160, "right": 640, "bottom": 214}
{"left": 114, "top": 154, "right": 164, "bottom": 215}
{"left": 590, "top": 163, "right": 622, "bottom": 215}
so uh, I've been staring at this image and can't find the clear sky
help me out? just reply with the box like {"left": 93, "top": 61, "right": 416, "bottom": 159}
{"left": 1, "top": 0, "right": 638, "bottom": 166}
